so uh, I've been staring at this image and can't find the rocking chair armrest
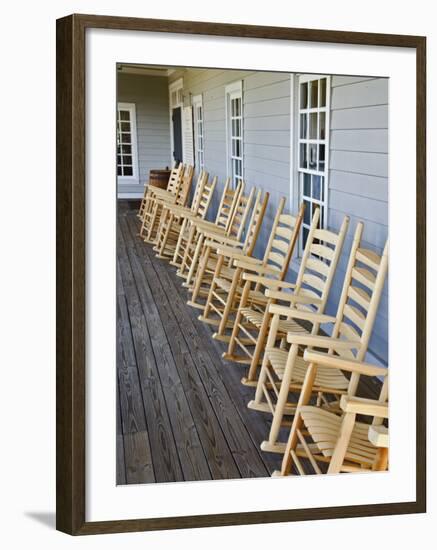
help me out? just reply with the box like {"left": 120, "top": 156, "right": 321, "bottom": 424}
{"left": 151, "top": 188, "right": 175, "bottom": 201}
{"left": 203, "top": 233, "right": 243, "bottom": 248}
{"left": 288, "top": 333, "right": 362, "bottom": 351}
{"left": 265, "top": 288, "right": 322, "bottom": 306}
{"left": 240, "top": 274, "right": 296, "bottom": 289}
{"left": 191, "top": 219, "right": 225, "bottom": 232}
{"left": 340, "top": 395, "right": 389, "bottom": 419}
{"left": 210, "top": 245, "right": 246, "bottom": 259}
{"left": 234, "top": 260, "right": 280, "bottom": 277}
{"left": 303, "top": 350, "right": 387, "bottom": 378}
{"left": 268, "top": 304, "right": 336, "bottom": 324}
{"left": 368, "top": 425, "right": 389, "bottom": 448}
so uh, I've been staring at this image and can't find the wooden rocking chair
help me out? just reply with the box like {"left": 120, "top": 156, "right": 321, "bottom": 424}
{"left": 186, "top": 189, "right": 270, "bottom": 311}
{"left": 249, "top": 229, "right": 388, "bottom": 454}
{"left": 194, "top": 197, "right": 298, "bottom": 329}
{"left": 152, "top": 170, "right": 215, "bottom": 259}
{"left": 169, "top": 178, "right": 242, "bottom": 274}
{"left": 138, "top": 163, "right": 184, "bottom": 228}
{"left": 179, "top": 182, "right": 255, "bottom": 289}
{"left": 274, "top": 348, "right": 389, "bottom": 476}
{"left": 222, "top": 208, "right": 349, "bottom": 381}
{"left": 140, "top": 164, "right": 194, "bottom": 244}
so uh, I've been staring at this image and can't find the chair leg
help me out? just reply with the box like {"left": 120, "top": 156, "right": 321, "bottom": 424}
{"left": 190, "top": 245, "right": 212, "bottom": 305}
{"left": 327, "top": 412, "right": 356, "bottom": 474}
{"left": 280, "top": 362, "right": 318, "bottom": 475}
{"left": 171, "top": 218, "right": 187, "bottom": 266}
{"left": 214, "top": 267, "right": 241, "bottom": 337}
{"left": 245, "top": 307, "right": 272, "bottom": 383}
{"left": 185, "top": 233, "right": 204, "bottom": 287}
{"left": 261, "top": 344, "right": 299, "bottom": 453}
{"left": 201, "top": 253, "right": 223, "bottom": 318}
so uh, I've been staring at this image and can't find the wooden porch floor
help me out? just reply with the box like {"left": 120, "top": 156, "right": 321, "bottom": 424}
{"left": 116, "top": 201, "right": 381, "bottom": 484}
{"left": 116, "top": 201, "right": 286, "bottom": 484}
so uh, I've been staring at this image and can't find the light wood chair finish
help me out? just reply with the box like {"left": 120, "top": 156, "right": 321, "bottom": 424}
{"left": 222, "top": 208, "right": 347, "bottom": 386}
{"left": 141, "top": 164, "right": 194, "bottom": 243}
{"left": 138, "top": 164, "right": 184, "bottom": 232}
{"left": 170, "top": 178, "right": 242, "bottom": 276}
{"left": 274, "top": 349, "right": 389, "bottom": 476}
{"left": 195, "top": 195, "right": 292, "bottom": 330}
{"left": 152, "top": 170, "right": 214, "bottom": 259}
{"left": 189, "top": 190, "right": 270, "bottom": 312}
{"left": 179, "top": 181, "right": 254, "bottom": 289}
{"left": 251, "top": 230, "right": 388, "bottom": 454}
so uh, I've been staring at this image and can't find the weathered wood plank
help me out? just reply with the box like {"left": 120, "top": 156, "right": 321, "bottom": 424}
{"left": 123, "top": 431, "right": 155, "bottom": 484}
{"left": 127, "top": 216, "right": 270, "bottom": 479}
{"left": 118, "top": 220, "right": 212, "bottom": 482}
{"left": 123, "top": 216, "right": 241, "bottom": 480}
{"left": 116, "top": 434, "right": 127, "bottom": 485}
{"left": 117, "top": 294, "right": 148, "bottom": 434}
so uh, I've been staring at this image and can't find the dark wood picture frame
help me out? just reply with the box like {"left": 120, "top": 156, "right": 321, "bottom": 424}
{"left": 56, "top": 13, "right": 427, "bottom": 535}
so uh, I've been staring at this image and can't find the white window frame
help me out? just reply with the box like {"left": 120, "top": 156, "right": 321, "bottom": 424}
{"left": 192, "top": 94, "right": 204, "bottom": 172}
{"left": 295, "top": 74, "right": 331, "bottom": 253}
{"left": 116, "top": 102, "right": 139, "bottom": 184}
{"left": 168, "top": 78, "right": 184, "bottom": 164}
{"left": 225, "top": 80, "right": 244, "bottom": 188}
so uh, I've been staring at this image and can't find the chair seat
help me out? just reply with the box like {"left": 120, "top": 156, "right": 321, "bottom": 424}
{"left": 239, "top": 307, "right": 308, "bottom": 333}
{"left": 264, "top": 347, "right": 349, "bottom": 389}
{"left": 300, "top": 406, "right": 378, "bottom": 466}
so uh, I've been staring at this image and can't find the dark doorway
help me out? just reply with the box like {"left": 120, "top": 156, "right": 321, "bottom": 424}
{"left": 172, "top": 107, "right": 183, "bottom": 165}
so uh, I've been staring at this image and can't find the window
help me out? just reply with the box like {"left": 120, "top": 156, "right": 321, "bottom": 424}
{"left": 225, "top": 81, "right": 243, "bottom": 188}
{"left": 297, "top": 75, "right": 330, "bottom": 250}
{"left": 192, "top": 95, "right": 204, "bottom": 171}
{"left": 117, "top": 102, "right": 138, "bottom": 181}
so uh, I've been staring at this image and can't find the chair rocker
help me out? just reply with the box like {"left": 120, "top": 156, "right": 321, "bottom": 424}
{"left": 250, "top": 229, "right": 388, "bottom": 454}
{"left": 274, "top": 348, "right": 389, "bottom": 476}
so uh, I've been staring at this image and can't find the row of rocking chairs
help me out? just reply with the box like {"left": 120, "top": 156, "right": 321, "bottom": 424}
{"left": 137, "top": 164, "right": 389, "bottom": 477}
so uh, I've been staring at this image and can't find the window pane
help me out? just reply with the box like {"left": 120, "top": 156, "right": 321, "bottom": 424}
{"left": 318, "top": 144, "right": 325, "bottom": 171}
{"left": 122, "top": 155, "right": 132, "bottom": 165}
{"left": 124, "top": 166, "right": 133, "bottom": 176}
{"left": 300, "top": 143, "right": 307, "bottom": 169}
{"left": 121, "top": 144, "right": 132, "bottom": 154}
{"left": 300, "top": 82, "right": 308, "bottom": 109}
{"left": 320, "top": 78, "right": 327, "bottom": 107}
{"left": 231, "top": 99, "right": 236, "bottom": 116}
{"left": 117, "top": 166, "right": 122, "bottom": 176}
{"left": 303, "top": 173, "right": 311, "bottom": 197}
{"left": 302, "top": 226, "right": 309, "bottom": 248}
{"left": 121, "top": 133, "right": 131, "bottom": 144}
{"left": 120, "top": 121, "right": 130, "bottom": 132}
{"left": 236, "top": 119, "right": 241, "bottom": 137}
{"left": 300, "top": 114, "right": 307, "bottom": 139}
{"left": 319, "top": 112, "right": 326, "bottom": 140}
{"left": 304, "top": 201, "right": 311, "bottom": 225}
{"left": 117, "top": 155, "right": 122, "bottom": 166}
{"left": 236, "top": 139, "right": 241, "bottom": 158}
{"left": 119, "top": 110, "right": 130, "bottom": 121}
{"left": 309, "top": 112, "right": 317, "bottom": 139}
{"left": 308, "top": 144, "right": 317, "bottom": 169}
{"left": 312, "top": 175, "right": 321, "bottom": 199}
{"left": 310, "top": 80, "right": 318, "bottom": 108}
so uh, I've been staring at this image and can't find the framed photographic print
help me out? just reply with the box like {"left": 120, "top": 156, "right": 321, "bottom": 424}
{"left": 56, "top": 13, "right": 426, "bottom": 535}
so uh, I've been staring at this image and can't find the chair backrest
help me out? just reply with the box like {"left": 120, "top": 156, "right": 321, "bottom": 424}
{"left": 241, "top": 190, "right": 270, "bottom": 255}
{"left": 332, "top": 229, "right": 389, "bottom": 360}
{"left": 226, "top": 185, "right": 256, "bottom": 240}
{"left": 189, "top": 170, "right": 209, "bottom": 214}
{"left": 291, "top": 208, "right": 350, "bottom": 315}
{"left": 166, "top": 164, "right": 185, "bottom": 194}
{"left": 258, "top": 199, "right": 304, "bottom": 281}
{"left": 174, "top": 164, "right": 194, "bottom": 206}
{"left": 195, "top": 174, "right": 217, "bottom": 220}
{"left": 214, "top": 179, "right": 243, "bottom": 230}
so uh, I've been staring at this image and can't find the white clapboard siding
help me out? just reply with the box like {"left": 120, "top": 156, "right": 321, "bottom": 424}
{"left": 118, "top": 73, "right": 171, "bottom": 195}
